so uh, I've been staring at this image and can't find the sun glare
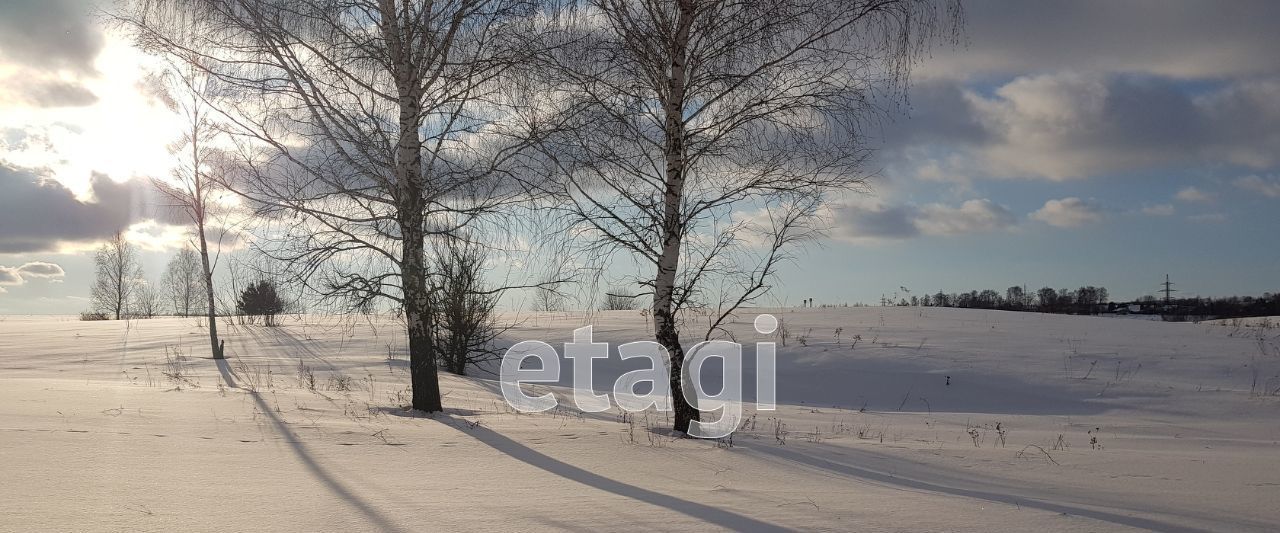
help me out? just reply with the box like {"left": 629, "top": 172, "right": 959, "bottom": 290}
{"left": 1, "top": 33, "right": 181, "bottom": 199}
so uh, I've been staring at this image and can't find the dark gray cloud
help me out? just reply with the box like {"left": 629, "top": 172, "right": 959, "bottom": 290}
{"left": 886, "top": 82, "right": 990, "bottom": 147}
{"left": 832, "top": 204, "right": 921, "bottom": 240}
{"left": 0, "top": 0, "right": 104, "bottom": 74}
{"left": 830, "top": 199, "right": 1016, "bottom": 242}
{"left": 868, "top": 1, "right": 1280, "bottom": 183}
{"left": 881, "top": 74, "right": 1280, "bottom": 180}
{"left": 2, "top": 78, "right": 99, "bottom": 107}
{"left": 0, "top": 0, "right": 103, "bottom": 107}
{"left": 919, "top": 0, "right": 1280, "bottom": 81}
{"left": 0, "top": 163, "right": 181, "bottom": 252}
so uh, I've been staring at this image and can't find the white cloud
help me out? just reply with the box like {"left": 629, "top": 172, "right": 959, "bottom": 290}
{"left": 1234, "top": 174, "right": 1280, "bottom": 197}
{"left": 1175, "top": 186, "right": 1214, "bottom": 203}
{"left": 16, "top": 261, "right": 65, "bottom": 279}
{"left": 915, "top": 199, "right": 1017, "bottom": 236}
{"left": 0, "top": 266, "right": 22, "bottom": 285}
{"left": 1030, "top": 198, "right": 1105, "bottom": 228}
{"left": 0, "top": 261, "right": 66, "bottom": 288}
{"left": 123, "top": 220, "right": 193, "bottom": 252}
{"left": 1140, "top": 204, "right": 1175, "bottom": 216}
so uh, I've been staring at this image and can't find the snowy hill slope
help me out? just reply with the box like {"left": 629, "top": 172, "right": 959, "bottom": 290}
{"left": 1, "top": 308, "right": 1277, "bottom": 532}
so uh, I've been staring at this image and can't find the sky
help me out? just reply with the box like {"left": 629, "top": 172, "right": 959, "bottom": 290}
{"left": 1, "top": 0, "right": 1279, "bottom": 314}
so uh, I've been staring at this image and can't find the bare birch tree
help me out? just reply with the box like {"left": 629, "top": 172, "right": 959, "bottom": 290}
{"left": 532, "top": 279, "right": 568, "bottom": 312}
{"left": 161, "top": 247, "right": 206, "bottom": 316}
{"left": 145, "top": 66, "right": 230, "bottom": 359}
{"left": 115, "top": 0, "right": 554, "bottom": 411}
{"left": 91, "top": 232, "right": 143, "bottom": 321}
{"left": 135, "top": 280, "right": 161, "bottom": 318}
{"left": 540, "top": 0, "right": 962, "bottom": 434}
{"left": 601, "top": 289, "right": 637, "bottom": 311}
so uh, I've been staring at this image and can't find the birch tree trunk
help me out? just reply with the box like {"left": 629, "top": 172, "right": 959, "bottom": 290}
{"left": 383, "top": 0, "right": 441, "bottom": 412}
{"left": 654, "top": 0, "right": 699, "bottom": 434}
{"left": 197, "top": 216, "right": 222, "bottom": 359}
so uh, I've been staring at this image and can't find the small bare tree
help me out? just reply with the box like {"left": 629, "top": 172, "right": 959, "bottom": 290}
{"left": 135, "top": 280, "right": 161, "bottom": 318}
{"left": 532, "top": 281, "right": 568, "bottom": 313}
{"left": 161, "top": 247, "right": 206, "bottom": 316}
{"left": 601, "top": 289, "right": 638, "bottom": 311}
{"left": 91, "top": 232, "right": 143, "bottom": 321}
{"left": 145, "top": 65, "right": 230, "bottom": 359}
{"left": 540, "top": 0, "right": 961, "bottom": 434}
{"left": 430, "top": 237, "right": 505, "bottom": 376}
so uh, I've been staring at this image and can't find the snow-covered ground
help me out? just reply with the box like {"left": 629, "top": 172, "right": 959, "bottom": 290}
{"left": 2, "top": 308, "right": 1278, "bottom": 532}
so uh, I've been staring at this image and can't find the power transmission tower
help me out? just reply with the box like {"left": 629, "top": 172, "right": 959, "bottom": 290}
{"left": 1161, "top": 274, "right": 1177, "bottom": 304}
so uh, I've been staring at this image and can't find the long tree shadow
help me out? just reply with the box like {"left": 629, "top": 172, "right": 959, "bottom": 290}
{"left": 214, "top": 358, "right": 407, "bottom": 533}
{"left": 469, "top": 378, "right": 622, "bottom": 425}
{"left": 265, "top": 327, "right": 339, "bottom": 371}
{"left": 739, "top": 441, "right": 1226, "bottom": 533}
{"left": 432, "top": 414, "right": 787, "bottom": 532}
{"left": 215, "top": 358, "right": 239, "bottom": 389}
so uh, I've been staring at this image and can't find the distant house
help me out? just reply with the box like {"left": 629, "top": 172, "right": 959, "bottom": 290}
{"left": 1107, "top": 303, "right": 1143, "bottom": 315}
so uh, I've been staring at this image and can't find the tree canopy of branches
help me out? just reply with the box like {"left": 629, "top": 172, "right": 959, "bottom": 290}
{"left": 91, "top": 232, "right": 143, "bottom": 320}
{"left": 135, "top": 280, "right": 161, "bottom": 318}
{"left": 601, "top": 289, "right": 638, "bottom": 311}
{"left": 429, "top": 237, "right": 504, "bottom": 376}
{"left": 162, "top": 247, "right": 207, "bottom": 316}
{"left": 539, "top": 0, "right": 962, "bottom": 435}
{"left": 531, "top": 280, "right": 568, "bottom": 312}
{"left": 236, "top": 280, "right": 286, "bottom": 326}
{"left": 143, "top": 64, "right": 232, "bottom": 357}
{"left": 116, "top": 0, "right": 555, "bottom": 411}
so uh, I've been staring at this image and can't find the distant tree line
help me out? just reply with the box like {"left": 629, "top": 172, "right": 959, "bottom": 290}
{"left": 86, "top": 232, "right": 292, "bottom": 330}
{"left": 1136, "top": 293, "right": 1280, "bottom": 321}
{"left": 877, "top": 285, "right": 1280, "bottom": 319}
{"left": 875, "top": 286, "right": 1111, "bottom": 315}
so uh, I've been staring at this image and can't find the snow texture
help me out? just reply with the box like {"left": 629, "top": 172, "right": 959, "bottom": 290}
{"left": 1, "top": 307, "right": 1278, "bottom": 531}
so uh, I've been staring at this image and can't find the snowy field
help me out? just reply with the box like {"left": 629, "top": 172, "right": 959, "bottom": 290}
{"left": 2, "top": 307, "right": 1278, "bottom": 532}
